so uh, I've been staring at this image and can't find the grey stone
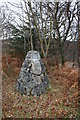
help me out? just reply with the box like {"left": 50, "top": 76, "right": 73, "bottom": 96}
{"left": 26, "top": 87, "right": 32, "bottom": 95}
{"left": 39, "top": 83, "right": 46, "bottom": 94}
{"left": 20, "top": 83, "right": 24, "bottom": 94}
{"left": 30, "top": 60, "right": 42, "bottom": 75}
{"left": 31, "top": 86, "right": 41, "bottom": 96}
{"left": 33, "top": 76, "right": 42, "bottom": 85}
{"left": 16, "top": 50, "right": 49, "bottom": 96}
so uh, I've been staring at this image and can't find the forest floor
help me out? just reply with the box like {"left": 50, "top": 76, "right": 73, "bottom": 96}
{"left": 2, "top": 52, "right": 79, "bottom": 119}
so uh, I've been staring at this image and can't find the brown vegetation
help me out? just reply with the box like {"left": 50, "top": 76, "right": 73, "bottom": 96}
{"left": 2, "top": 53, "right": 78, "bottom": 118}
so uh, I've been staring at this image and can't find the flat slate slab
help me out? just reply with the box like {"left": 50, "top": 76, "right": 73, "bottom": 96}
{"left": 16, "top": 50, "right": 49, "bottom": 96}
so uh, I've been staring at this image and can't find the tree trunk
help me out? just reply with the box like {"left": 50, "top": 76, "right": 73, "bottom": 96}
{"left": 59, "top": 41, "right": 65, "bottom": 65}
{"left": 23, "top": 33, "right": 26, "bottom": 55}
{"left": 30, "top": 26, "right": 33, "bottom": 50}
{"left": 60, "top": 47, "right": 65, "bottom": 65}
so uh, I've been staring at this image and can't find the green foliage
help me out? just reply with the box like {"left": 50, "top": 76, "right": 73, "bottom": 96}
{"left": 9, "top": 37, "right": 26, "bottom": 58}
{"left": 9, "top": 24, "right": 40, "bottom": 58}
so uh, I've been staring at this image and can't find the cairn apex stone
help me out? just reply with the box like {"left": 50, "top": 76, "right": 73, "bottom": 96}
{"left": 16, "top": 50, "right": 49, "bottom": 96}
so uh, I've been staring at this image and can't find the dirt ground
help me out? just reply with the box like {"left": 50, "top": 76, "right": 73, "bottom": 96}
{"left": 2, "top": 53, "right": 79, "bottom": 119}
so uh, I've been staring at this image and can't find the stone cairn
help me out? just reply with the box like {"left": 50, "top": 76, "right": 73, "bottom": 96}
{"left": 16, "top": 50, "right": 49, "bottom": 96}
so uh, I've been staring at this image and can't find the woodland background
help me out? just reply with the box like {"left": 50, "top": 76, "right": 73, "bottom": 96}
{"left": 0, "top": 0, "right": 80, "bottom": 119}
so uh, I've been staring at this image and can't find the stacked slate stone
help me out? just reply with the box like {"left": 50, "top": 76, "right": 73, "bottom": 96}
{"left": 16, "top": 50, "right": 49, "bottom": 96}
